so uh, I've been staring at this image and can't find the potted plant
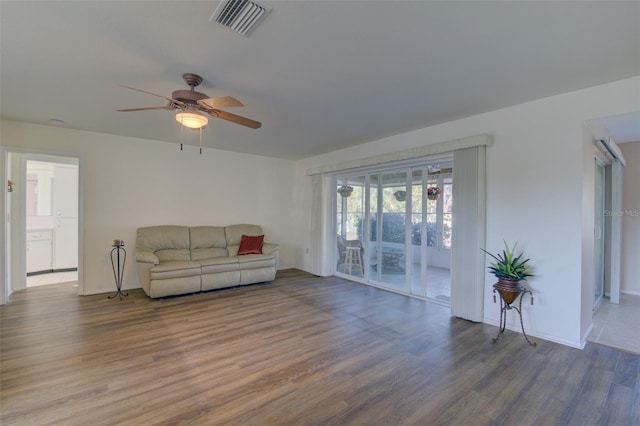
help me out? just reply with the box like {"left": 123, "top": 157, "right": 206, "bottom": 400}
{"left": 427, "top": 186, "right": 441, "bottom": 200}
{"left": 482, "top": 241, "right": 532, "bottom": 305}
{"left": 337, "top": 185, "right": 354, "bottom": 198}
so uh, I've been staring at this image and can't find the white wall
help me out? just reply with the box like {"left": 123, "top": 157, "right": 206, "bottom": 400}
{"left": 2, "top": 121, "right": 296, "bottom": 295}
{"left": 3, "top": 76, "right": 638, "bottom": 348}
{"left": 619, "top": 141, "right": 640, "bottom": 295}
{"left": 294, "top": 76, "right": 640, "bottom": 348}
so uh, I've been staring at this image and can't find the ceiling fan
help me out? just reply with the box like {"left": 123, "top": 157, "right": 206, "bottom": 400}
{"left": 118, "top": 73, "right": 261, "bottom": 129}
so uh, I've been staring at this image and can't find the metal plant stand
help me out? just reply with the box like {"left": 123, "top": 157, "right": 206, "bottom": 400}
{"left": 492, "top": 285, "right": 536, "bottom": 346}
{"left": 108, "top": 240, "right": 128, "bottom": 300}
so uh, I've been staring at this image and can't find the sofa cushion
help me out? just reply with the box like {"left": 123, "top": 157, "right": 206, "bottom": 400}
{"left": 150, "top": 275, "right": 201, "bottom": 298}
{"left": 238, "top": 234, "right": 264, "bottom": 255}
{"left": 199, "top": 256, "right": 239, "bottom": 274}
{"left": 191, "top": 247, "right": 229, "bottom": 261}
{"left": 156, "top": 249, "right": 191, "bottom": 262}
{"left": 201, "top": 271, "right": 241, "bottom": 291}
{"left": 137, "top": 226, "right": 191, "bottom": 261}
{"left": 190, "top": 226, "right": 227, "bottom": 249}
{"left": 150, "top": 260, "right": 201, "bottom": 280}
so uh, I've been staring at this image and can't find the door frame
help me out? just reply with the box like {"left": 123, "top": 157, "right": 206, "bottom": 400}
{"left": 594, "top": 156, "right": 606, "bottom": 310}
{"left": 1, "top": 147, "right": 84, "bottom": 303}
{"left": 593, "top": 141, "right": 623, "bottom": 307}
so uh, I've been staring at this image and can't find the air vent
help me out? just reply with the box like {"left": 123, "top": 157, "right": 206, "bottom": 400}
{"left": 209, "top": 0, "right": 271, "bottom": 36}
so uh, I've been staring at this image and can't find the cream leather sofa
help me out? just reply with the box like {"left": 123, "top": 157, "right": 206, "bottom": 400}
{"left": 135, "top": 224, "right": 279, "bottom": 298}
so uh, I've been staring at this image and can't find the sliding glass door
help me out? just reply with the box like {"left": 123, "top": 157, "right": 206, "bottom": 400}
{"left": 335, "top": 158, "right": 453, "bottom": 303}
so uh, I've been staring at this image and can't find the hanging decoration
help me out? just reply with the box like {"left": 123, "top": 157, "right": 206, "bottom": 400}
{"left": 394, "top": 190, "right": 406, "bottom": 202}
{"left": 337, "top": 185, "right": 354, "bottom": 198}
{"left": 427, "top": 186, "right": 441, "bottom": 200}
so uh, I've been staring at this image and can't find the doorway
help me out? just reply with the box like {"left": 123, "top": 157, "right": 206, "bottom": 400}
{"left": 4, "top": 151, "right": 82, "bottom": 297}
{"left": 335, "top": 156, "right": 453, "bottom": 304}
{"left": 25, "top": 159, "right": 79, "bottom": 287}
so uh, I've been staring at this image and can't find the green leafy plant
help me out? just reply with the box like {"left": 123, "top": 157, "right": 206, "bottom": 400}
{"left": 482, "top": 241, "right": 533, "bottom": 281}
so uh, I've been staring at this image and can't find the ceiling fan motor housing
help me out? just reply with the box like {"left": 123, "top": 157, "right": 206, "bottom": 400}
{"left": 171, "top": 89, "right": 208, "bottom": 104}
{"left": 172, "top": 73, "right": 208, "bottom": 104}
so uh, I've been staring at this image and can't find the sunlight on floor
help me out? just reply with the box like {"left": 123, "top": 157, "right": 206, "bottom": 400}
{"left": 26, "top": 271, "right": 78, "bottom": 287}
{"left": 588, "top": 293, "right": 640, "bottom": 354}
{"left": 339, "top": 262, "right": 451, "bottom": 303}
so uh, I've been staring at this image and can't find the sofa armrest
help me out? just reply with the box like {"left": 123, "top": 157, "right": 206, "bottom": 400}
{"left": 262, "top": 243, "right": 280, "bottom": 256}
{"left": 262, "top": 243, "right": 280, "bottom": 271}
{"left": 136, "top": 249, "right": 159, "bottom": 265}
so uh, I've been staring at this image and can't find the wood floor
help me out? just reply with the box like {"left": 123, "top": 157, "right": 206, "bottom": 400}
{"left": 2, "top": 269, "right": 639, "bottom": 425}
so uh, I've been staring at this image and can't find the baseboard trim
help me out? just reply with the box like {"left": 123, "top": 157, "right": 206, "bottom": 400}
{"left": 27, "top": 267, "right": 78, "bottom": 277}
{"left": 483, "top": 317, "right": 584, "bottom": 349}
{"left": 82, "top": 285, "right": 140, "bottom": 297}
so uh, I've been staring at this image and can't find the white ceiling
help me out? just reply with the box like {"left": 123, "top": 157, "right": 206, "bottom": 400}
{"left": 1, "top": 1, "right": 639, "bottom": 159}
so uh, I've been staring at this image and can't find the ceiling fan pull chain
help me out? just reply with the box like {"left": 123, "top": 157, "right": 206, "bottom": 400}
{"left": 180, "top": 118, "right": 184, "bottom": 151}
{"left": 199, "top": 128, "right": 203, "bottom": 154}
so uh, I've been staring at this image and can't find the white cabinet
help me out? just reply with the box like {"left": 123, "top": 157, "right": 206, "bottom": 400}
{"left": 53, "top": 164, "right": 78, "bottom": 270}
{"left": 54, "top": 219, "right": 78, "bottom": 269}
{"left": 27, "top": 230, "right": 53, "bottom": 273}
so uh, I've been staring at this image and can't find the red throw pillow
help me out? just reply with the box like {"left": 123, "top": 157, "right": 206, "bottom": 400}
{"left": 237, "top": 234, "right": 264, "bottom": 255}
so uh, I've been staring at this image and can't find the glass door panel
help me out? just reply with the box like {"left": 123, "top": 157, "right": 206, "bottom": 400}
{"left": 336, "top": 176, "right": 366, "bottom": 277}
{"left": 425, "top": 172, "right": 452, "bottom": 302}
{"left": 374, "top": 171, "right": 408, "bottom": 291}
{"left": 442, "top": 177, "right": 453, "bottom": 250}
{"left": 410, "top": 169, "right": 426, "bottom": 296}
{"left": 594, "top": 159, "right": 605, "bottom": 308}
{"left": 369, "top": 174, "right": 380, "bottom": 280}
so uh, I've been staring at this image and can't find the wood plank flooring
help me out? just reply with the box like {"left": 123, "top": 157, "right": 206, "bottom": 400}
{"left": 1, "top": 269, "right": 639, "bottom": 425}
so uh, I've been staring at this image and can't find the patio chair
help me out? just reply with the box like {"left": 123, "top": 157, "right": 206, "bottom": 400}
{"left": 337, "top": 234, "right": 364, "bottom": 273}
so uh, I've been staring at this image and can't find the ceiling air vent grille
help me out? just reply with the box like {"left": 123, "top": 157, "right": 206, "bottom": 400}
{"left": 210, "top": 0, "right": 271, "bottom": 36}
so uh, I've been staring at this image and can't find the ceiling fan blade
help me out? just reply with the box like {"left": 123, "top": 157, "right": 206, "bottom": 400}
{"left": 197, "top": 96, "right": 244, "bottom": 109}
{"left": 120, "top": 85, "right": 184, "bottom": 106}
{"left": 208, "top": 109, "right": 262, "bottom": 129}
{"left": 117, "top": 106, "right": 172, "bottom": 112}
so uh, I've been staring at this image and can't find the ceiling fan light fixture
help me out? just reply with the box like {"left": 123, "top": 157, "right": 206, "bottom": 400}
{"left": 175, "top": 111, "right": 208, "bottom": 129}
